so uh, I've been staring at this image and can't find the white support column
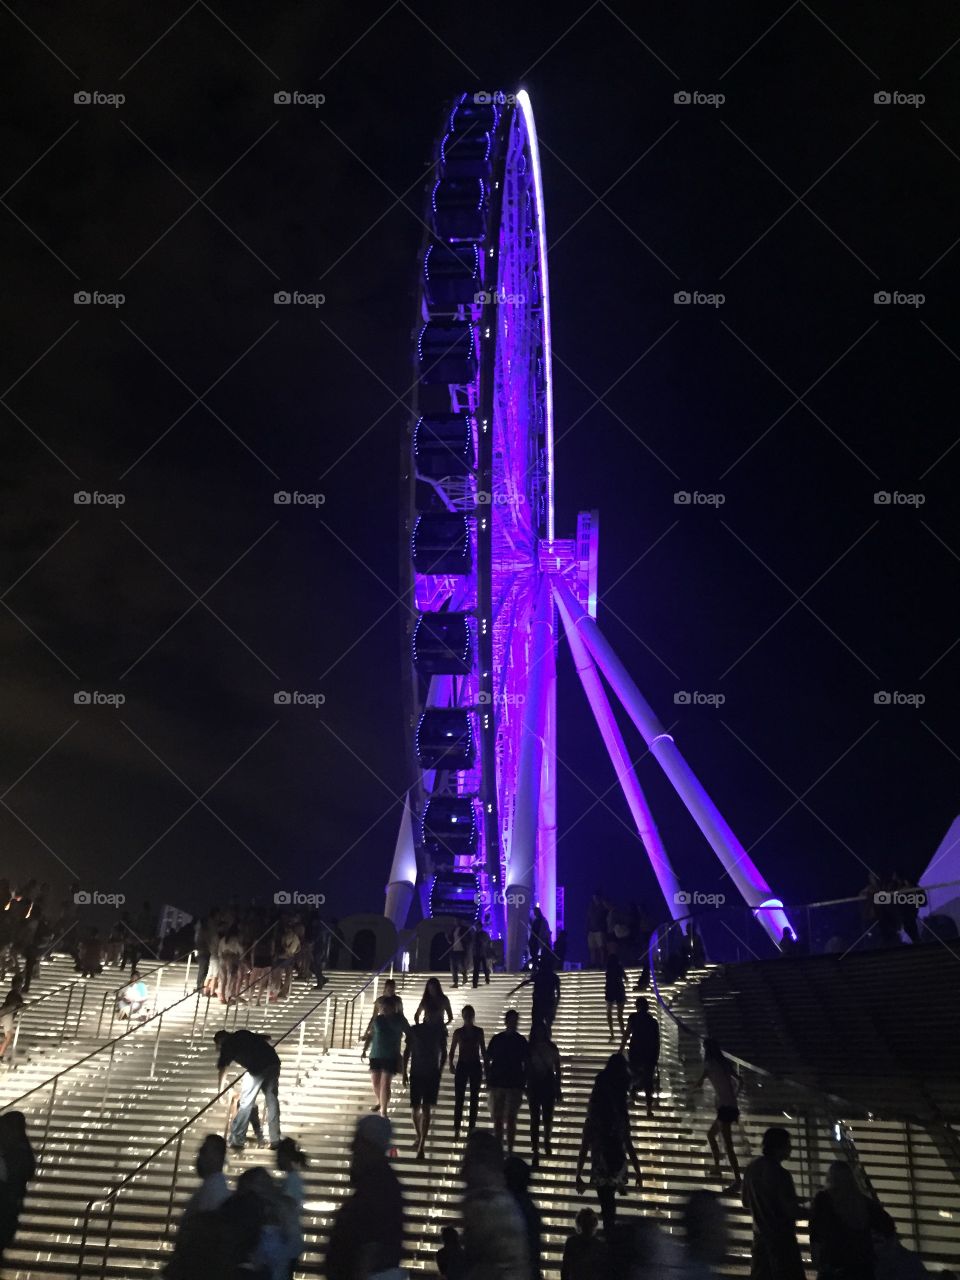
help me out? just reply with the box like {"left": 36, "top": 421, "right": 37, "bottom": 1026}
{"left": 384, "top": 793, "right": 417, "bottom": 928}
{"left": 554, "top": 585, "right": 683, "bottom": 919}
{"left": 552, "top": 576, "right": 788, "bottom": 944}
{"left": 536, "top": 612, "right": 558, "bottom": 940}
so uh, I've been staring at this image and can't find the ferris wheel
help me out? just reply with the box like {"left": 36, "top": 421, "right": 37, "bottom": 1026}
{"left": 384, "top": 90, "right": 790, "bottom": 968}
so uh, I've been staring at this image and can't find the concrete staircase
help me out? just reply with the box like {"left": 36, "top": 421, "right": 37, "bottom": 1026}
{"left": 3, "top": 964, "right": 957, "bottom": 1277}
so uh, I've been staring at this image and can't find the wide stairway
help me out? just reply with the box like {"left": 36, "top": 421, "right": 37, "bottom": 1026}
{"left": 3, "top": 964, "right": 958, "bottom": 1277}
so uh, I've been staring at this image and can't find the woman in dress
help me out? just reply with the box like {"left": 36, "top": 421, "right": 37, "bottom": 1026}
{"left": 575, "top": 1053, "right": 642, "bottom": 1234}
{"left": 414, "top": 976, "right": 453, "bottom": 1028}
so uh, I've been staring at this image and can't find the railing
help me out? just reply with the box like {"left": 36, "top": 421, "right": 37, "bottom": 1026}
{"left": 7, "top": 975, "right": 89, "bottom": 1066}
{"left": 330, "top": 956, "right": 402, "bottom": 1050}
{"left": 648, "top": 915, "right": 898, "bottom": 1206}
{"left": 95, "top": 949, "right": 196, "bottom": 1038}
{"left": 75, "top": 971, "right": 377, "bottom": 1278}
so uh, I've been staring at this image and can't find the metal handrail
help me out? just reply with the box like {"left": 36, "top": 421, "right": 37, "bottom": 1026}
{"left": 338, "top": 956, "right": 401, "bottom": 1050}
{"left": 75, "top": 974, "right": 371, "bottom": 1279}
{"left": 7, "top": 974, "right": 89, "bottom": 1065}
{"left": 648, "top": 916, "right": 881, "bottom": 1198}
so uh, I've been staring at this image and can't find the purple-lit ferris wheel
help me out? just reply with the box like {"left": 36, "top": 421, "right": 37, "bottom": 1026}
{"left": 385, "top": 90, "right": 791, "bottom": 969}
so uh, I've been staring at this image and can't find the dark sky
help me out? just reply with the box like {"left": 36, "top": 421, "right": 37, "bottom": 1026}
{"left": 2, "top": 2, "right": 958, "bottom": 945}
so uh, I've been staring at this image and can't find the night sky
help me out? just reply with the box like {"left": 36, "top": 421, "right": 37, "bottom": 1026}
{"left": 2, "top": 2, "right": 959, "bottom": 952}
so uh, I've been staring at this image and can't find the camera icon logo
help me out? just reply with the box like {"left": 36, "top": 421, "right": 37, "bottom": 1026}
{"left": 74, "top": 91, "right": 91, "bottom": 105}
{"left": 74, "top": 890, "right": 91, "bottom": 904}
{"left": 274, "top": 291, "right": 291, "bottom": 305}
{"left": 74, "top": 691, "right": 92, "bottom": 704}
{"left": 674, "top": 691, "right": 691, "bottom": 704}
{"left": 874, "top": 91, "right": 891, "bottom": 105}
{"left": 74, "top": 291, "right": 91, "bottom": 305}
{"left": 274, "top": 691, "right": 292, "bottom": 705}
{"left": 477, "top": 691, "right": 492, "bottom": 705}
{"left": 74, "top": 491, "right": 92, "bottom": 504}
{"left": 274, "top": 890, "right": 292, "bottom": 904}
{"left": 674, "top": 891, "right": 692, "bottom": 905}
{"left": 874, "top": 890, "right": 891, "bottom": 904}
{"left": 874, "top": 691, "right": 891, "bottom": 705}
{"left": 274, "top": 91, "right": 291, "bottom": 105}
{"left": 674, "top": 91, "right": 691, "bottom": 105}
{"left": 873, "top": 491, "right": 891, "bottom": 504}
{"left": 474, "top": 92, "right": 492, "bottom": 104}
{"left": 673, "top": 290, "right": 691, "bottom": 304}
{"left": 473, "top": 291, "right": 491, "bottom": 304}
{"left": 874, "top": 291, "right": 891, "bottom": 305}
{"left": 274, "top": 491, "right": 292, "bottom": 504}
{"left": 674, "top": 491, "right": 691, "bottom": 504}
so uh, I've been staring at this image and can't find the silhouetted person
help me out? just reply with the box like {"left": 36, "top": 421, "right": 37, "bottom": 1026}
{"left": 180, "top": 1134, "right": 229, "bottom": 1225}
{"left": 326, "top": 1115, "right": 404, "bottom": 1280}
{"left": 604, "top": 942, "right": 627, "bottom": 1041}
{"left": 449, "top": 1004, "right": 486, "bottom": 1138}
{"left": 505, "top": 1155, "right": 542, "bottom": 1280}
{"left": 620, "top": 997, "right": 660, "bottom": 1117}
{"left": 561, "top": 1208, "right": 607, "bottom": 1280}
{"left": 213, "top": 1027, "right": 282, "bottom": 1149}
{"left": 811, "top": 1161, "right": 888, "bottom": 1280}
{"left": 528, "top": 907, "right": 550, "bottom": 971}
{"left": 403, "top": 1018, "right": 446, "bottom": 1160}
{"left": 576, "top": 1054, "right": 642, "bottom": 1235}
{"left": 436, "top": 1224, "right": 462, "bottom": 1277}
{"left": 460, "top": 1130, "right": 528, "bottom": 1280}
{"left": 0, "top": 1112, "right": 34, "bottom": 1262}
{"left": 525, "top": 953, "right": 561, "bottom": 1029}
{"left": 486, "top": 1009, "right": 528, "bottom": 1154}
{"left": 681, "top": 1190, "right": 729, "bottom": 1275}
{"left": 696, "top": 1038, "right": 742, "bottom": 1192}
{"left": 742, "top": 1127, "right": 804, "bottom": 1280}
{"left": 526, "top": 1019, "right": 561, "bottom": 1167}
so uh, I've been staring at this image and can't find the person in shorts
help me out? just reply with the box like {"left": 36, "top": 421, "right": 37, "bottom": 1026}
{"left": 619, "top": 997, "right": 660, "bottom": 1117}
{"left": 485, "top": 1008, "right": 528, "bottom": 1154}
{"left": 362, "top": 994, "right": 409, "bottom": 1116}
{"left": 696, "top": 1037, "right": 743, "bottom": 1193}
{"left": 403, "top": 1018, "right": 446, "bottom": 1160}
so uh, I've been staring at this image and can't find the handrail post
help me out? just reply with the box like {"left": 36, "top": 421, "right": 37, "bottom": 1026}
{"left": 41, "top": 1076, "right": 59, "bottom": 1158}
{"left": 150, "top": 1011, "right": 164, "bottom": 1080}
{"left": 100, "top": 1193, "right": 117, "bottom": 1280}
{"left": 99, "top": 1042, "right": 116, "bottom": 1121}
{"left": 295, "top": 1018, "right": 307, "bottom": 1087}
{"left": 164, "top": 1129, "right": 186, "bottom": 1238}
{"left": 155, "top": 965, "right": 164, "bottom": 1013}
{"left": 96, "top": 991, "right": 108, "bottom": 1038}
{"left": 60, "top": 984, "right": 74, "bottom": 1047}
{"left": 184, "top": 950, "right": 193, "bottom": 995}
{"left": 76, "top": 983, "right": 87, "bottom": 1037}
{"left": 76, "top": 1200, "right": 95, "bottom": 1280}
{"left": 322, "top": 998, "right": 331, "bottom": 1053}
